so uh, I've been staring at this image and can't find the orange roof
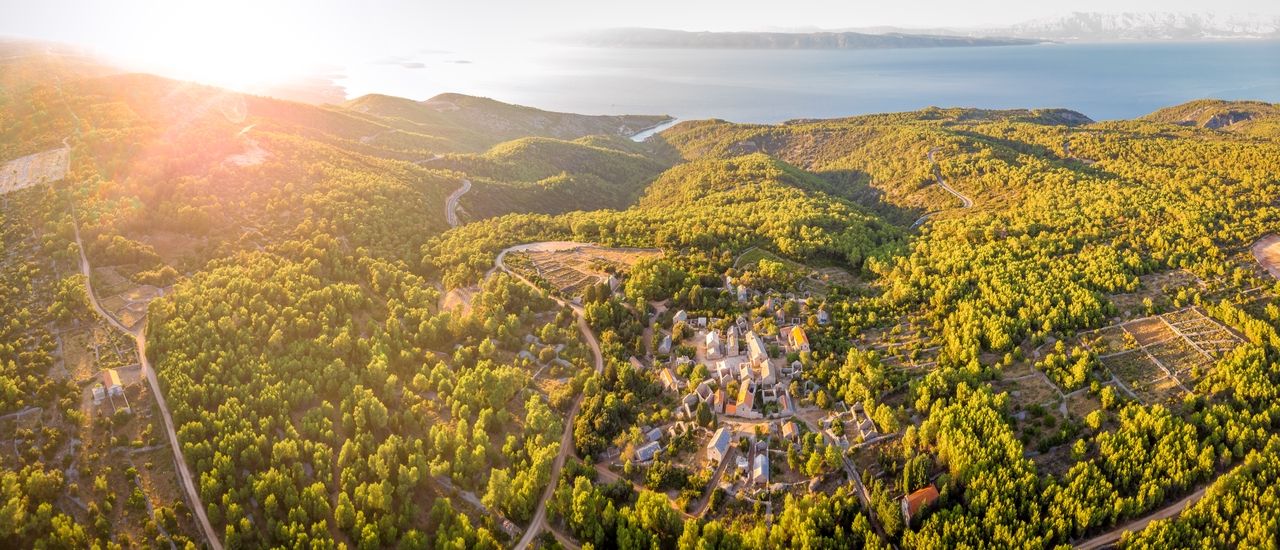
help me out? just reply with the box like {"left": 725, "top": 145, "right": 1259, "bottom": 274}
{"left": 737, "top": 382, "right": 754, "bottom": 409}
{"left": 791, "top": 326, "right": 809, "bottom": 347}
{"left": 102, "top": 369, "right": 122, "bottom": 388}
{"left": 904, "top": 485, "right": 939, "bottom": 517}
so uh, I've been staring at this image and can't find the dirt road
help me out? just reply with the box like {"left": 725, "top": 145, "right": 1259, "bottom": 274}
{"left": 501, "top": 243, "right": 604, "bottom": 550}
{"left": 73, "top": 216, "right": 223, "bottom": 550}
{"left": 1074, "top": 484, "right": 1207, "bottom": 550}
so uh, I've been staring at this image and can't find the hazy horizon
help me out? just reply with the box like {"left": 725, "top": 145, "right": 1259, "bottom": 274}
{"left": 2, "top": 1, "right": 1278, "bottom": 96}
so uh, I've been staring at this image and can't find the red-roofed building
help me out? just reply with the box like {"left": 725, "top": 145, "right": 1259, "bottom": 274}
{"left": 901, "top": 485, "right": 940, "bottom": 524}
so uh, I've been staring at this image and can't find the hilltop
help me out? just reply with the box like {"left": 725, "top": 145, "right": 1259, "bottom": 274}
{"left": 344, "top": 92, "right": 671, "bottom": 151}
{"left": 1143, "top": 99, "right": 1280, "bottom": 135}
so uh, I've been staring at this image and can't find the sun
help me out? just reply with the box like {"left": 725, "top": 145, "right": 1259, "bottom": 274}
{"left": 104, "top": 1, "right": 316, "bottom": 92}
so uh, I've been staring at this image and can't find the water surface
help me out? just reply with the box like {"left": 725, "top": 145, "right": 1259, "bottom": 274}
{"left": 340, "top": 41, "right": 1280, "bottom": 122}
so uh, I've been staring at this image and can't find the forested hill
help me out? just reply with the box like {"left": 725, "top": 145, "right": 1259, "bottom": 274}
{"left": 1142, "top": 99, "right": 1280, "bottom": 134}
{"left": 344, "top": 92, "right": 672, "bottom": 151}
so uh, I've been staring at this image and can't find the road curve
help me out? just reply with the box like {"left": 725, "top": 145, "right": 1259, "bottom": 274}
{"left": 72, "top": 215, "right": 223, "bottom": 550}
{"left": 911, "top": 147, "right": 974, "bottom": 229}
{"left": 499, "top": 244, "right": 605, "bottom": 550}
{"left": 445, "top": 178, "right": 471, "bottom": 227}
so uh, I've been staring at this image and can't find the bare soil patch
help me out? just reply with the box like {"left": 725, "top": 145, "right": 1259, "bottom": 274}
{"left": 1252, "top": 234, "right": 1280, "bottom": 279}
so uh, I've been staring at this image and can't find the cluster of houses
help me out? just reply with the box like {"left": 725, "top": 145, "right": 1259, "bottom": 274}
{"left": 704, "top": 427, "right": 775, "bottom": 487}
{"left": 657, "top": 309, "right": 815, "bottom": 422}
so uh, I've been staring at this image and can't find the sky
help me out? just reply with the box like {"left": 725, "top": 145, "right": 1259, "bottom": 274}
{"left": 2, "top": 0, "right": 1276, "bottom": 96}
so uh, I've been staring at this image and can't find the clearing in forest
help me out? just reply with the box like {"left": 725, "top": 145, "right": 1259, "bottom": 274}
{"left": 1252, "top": 234, "right": 1280, "bottom": 280}
{"left": 1090, "top": 307, "right": 1244, "bottom": 403}
{"left": 509, "top": 244, "right": 662, "bottom": 298}
{"left": 0, "top": 147, "right": 69, "bottom": 194}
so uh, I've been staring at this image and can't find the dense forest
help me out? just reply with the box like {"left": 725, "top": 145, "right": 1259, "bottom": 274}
{"left": 5, "top": 41, "right": 1280, "bottom": 549}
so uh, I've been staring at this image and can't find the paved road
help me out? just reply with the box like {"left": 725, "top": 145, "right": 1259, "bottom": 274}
{"left": 1074, "top": 484, "right": 1208, "bottom": 550}
{"left": 910, "top": 147, "right": 974, "bottom": 229}
{"left": 500, "top": 244, "right": 605, "bottom": 550}
{"left": 73, "top": 216, "right": 223, "bottom": 550}
{"left": 445, "top": 178, "right": 471, "bottom": 227}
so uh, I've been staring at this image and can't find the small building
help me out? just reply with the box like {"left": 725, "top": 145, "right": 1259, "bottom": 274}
{"left": 695, "top": 380, "right": 715, "bottom": 402}
{"left": 778, "top": 392, "right": 794, "bottom": 415}
{"left": 761, "top": 362, "right": 777, "bottom": 386}
{"left": 645, "top": 427, "right": 664, "bottom": 443}
{"left": 659, "top": 368, "right": 680, "bottom": 393}
{"left": 732, "top": 381, "right": 759, "bottom": 419}
{"left": 735, "top": 454, "right": 750, "bottom": 473}
{"left": 705, "top": 331, "right": 722, "bottom": 359}
{"left": 746, "top": 331, "right": 769, "bottom": 366}
{"left": 707, "top": 427, "right": 732, "bottom": 464}
{"left": 753, "top": 453, "right": 770, "bottom": 485}
{"left": 726, "top": 332, "right": 739, "bottom": 357}
{"left": 712, "top": 388, "right": 726, "bottom": 413}
{"left": 789, "top": 326, "right": 810, "bottom": 353}
{"left": 737, "top": 284, "right": 749, "bottom": 302}
{"left": 635, "top": 441, "right": 662, "bottom": 463}
{"left": 673, "top": 310, "right": 688, "bottom": 325}
{"left": 658, "top": 334, "right": 673, "bottom": 355}
{"left": 902, "top": 485, "right": 940, "bottom": 525}
{"left": 629, "top": 356, "right": 646, "bottom": 371}
{"left": 781, "top": 421, "right": 799, "bottom": 442}
{"left": 91, "top": 385, "right": 105, "bottom": 404}
{"left": 102, "top": 369, "right": 124, "bottom": 396}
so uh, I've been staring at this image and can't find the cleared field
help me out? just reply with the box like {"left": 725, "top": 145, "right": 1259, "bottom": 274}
{"left": 518, "top": 245, "right": 662, "bottom": 297}
{"left": 0, "top": 147, "right": 69, "bottom": 194}
{"left": 994, "top": 374, "right": 1062, "bottom": 409}
{"left": 1147, "top": 339, "right": 1208, "bottom": 376}
{"left": 1123, "top": 318, "right": 1175, "bottom": 347}
{"left": 1252, "top": 234, "right": 1280, "bottom": 279}
{"left": 1103, "top": 351, "right": 1164, "bottom": 387}
{"left": 1133, "top": 376, "right": 1186, "bottom": 405}
{"left": 1090, "top": 326, "right": 1135, "bottom": 355}
{"left": 1065, "top": 390, "right": 1102, "bottom": 418}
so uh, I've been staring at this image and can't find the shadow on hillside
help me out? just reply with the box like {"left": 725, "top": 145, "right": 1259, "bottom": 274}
{"left": 950, "top": 129, "right": 1132, "bottom": 184}
{"left": 812, "top": 168, "right": 926, "bottom": 228}
{"left": 639, "top": 134, "right": 686, "bottom": 165}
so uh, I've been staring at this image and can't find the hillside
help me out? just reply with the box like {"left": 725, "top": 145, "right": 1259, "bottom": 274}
{"left": 344, "top": 92, "right": 671, "bottom": 151}
{"left": 441, "top": 135, "right": 672, "bottom": 220}
{"left": 1143, "top": 99, "right": 1280, "bottom": 135}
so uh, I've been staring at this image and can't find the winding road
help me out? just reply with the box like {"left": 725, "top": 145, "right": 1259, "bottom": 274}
{"left": 72, "top": 215, "right": 223, "bottom": 550}
{"left": 445, "top": 178, "right": 471, "bottom": 228}
{"left": 910, "top": 147, "right": 974, "bottom": 229}
{"left": 499, "top": 243, "right": 605, "bottom": 550}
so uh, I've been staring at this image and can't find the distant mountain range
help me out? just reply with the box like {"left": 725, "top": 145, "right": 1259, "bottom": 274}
{"left": 562, "top": 28, "right": 1042, "bottom": 50}
{"left": 569, "top": 12, "right": 1280, "bottom": 49}
{"left": 988, "top": 12, "right": 1280, "bottom": 41}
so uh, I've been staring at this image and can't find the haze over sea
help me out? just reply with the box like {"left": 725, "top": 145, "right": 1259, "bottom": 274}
{"left": 340, "top": 40, "right": 1280, "bottom": 123}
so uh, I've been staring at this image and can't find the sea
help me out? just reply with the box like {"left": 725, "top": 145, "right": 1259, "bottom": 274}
{"left": 338, "top": 41, "right": 1280, "bottom": 124}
